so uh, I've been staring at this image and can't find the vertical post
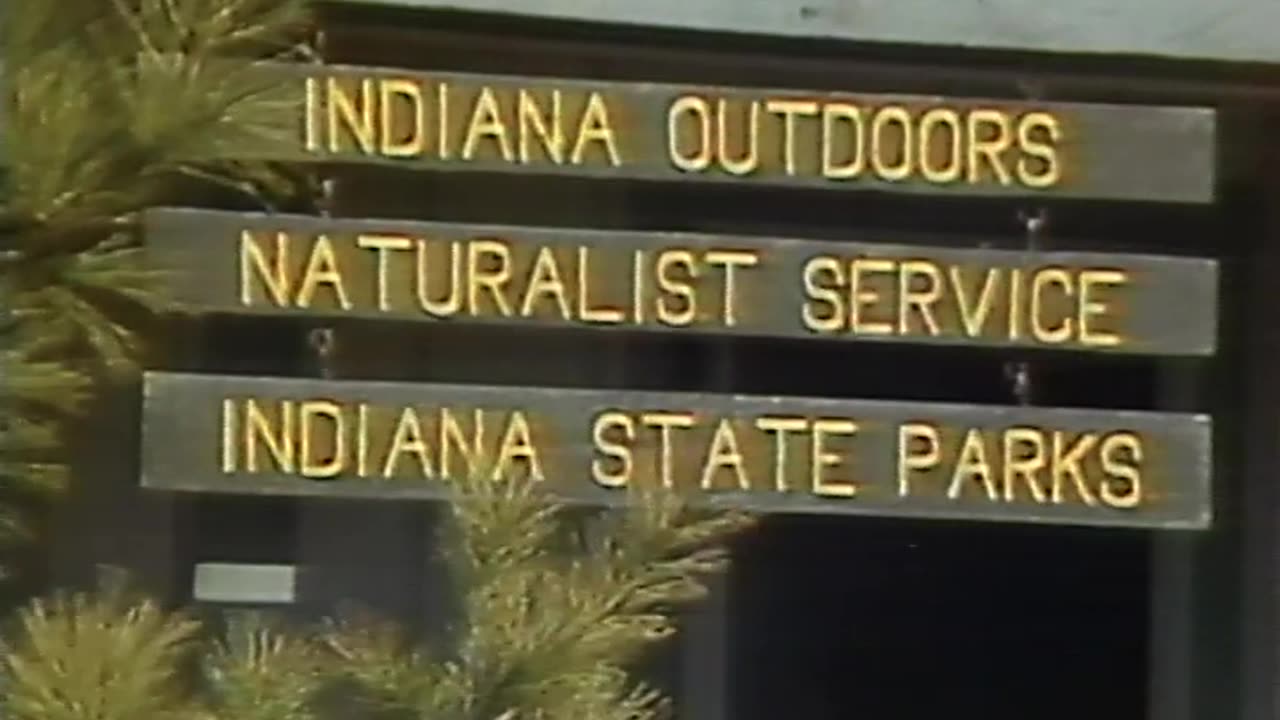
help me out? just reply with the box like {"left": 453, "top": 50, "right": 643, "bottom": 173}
{"left": 1238, "top": 119, "right": 1280, "bottom": 720}
{"left": 1147, "top": 362, "right": 1197, "bottom": 720}
{"left": 291, "top": 94, "right": 430, "bottom": 623}
{"left": 676, "top": 343, "right": 733, "bottom": 720}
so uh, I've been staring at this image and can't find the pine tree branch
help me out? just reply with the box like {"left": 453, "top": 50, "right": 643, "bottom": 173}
{"left": 432, "top": 477, "right": 751, "bottom": 720}
{"left": 200, "top": 614, "right": 326, "bottom": 720}
{"left": 0, "top": 0, "right": 312, "bottom": 584}
{"left": 0, "top": 591, "right": 201, "bottom": 720}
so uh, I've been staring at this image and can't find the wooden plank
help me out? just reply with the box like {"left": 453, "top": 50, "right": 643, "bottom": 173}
{"left": 140, "top": 372, "right": 1213, "bottom": 529}
{"left": 252, "top": 61, "right": 1216, "bottom": 203}
{"left": 144, "top": 207, "right": 1219, "bottom": 356}
{"left": 333, "top": 0, "right": 1280, "bottom": 66}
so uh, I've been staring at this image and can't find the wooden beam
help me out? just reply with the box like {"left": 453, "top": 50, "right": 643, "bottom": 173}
{"left": 144, "top": 208, "right": 1221, "bottom": 356}
{"left": 330, "top": 0, "right": 1280, "bottom": 65}
{"left": 139, "top": 371, "right": 1213, "bottom": 529}
{"left": 254, "top": 61, "right": 1216, "bottom": 203}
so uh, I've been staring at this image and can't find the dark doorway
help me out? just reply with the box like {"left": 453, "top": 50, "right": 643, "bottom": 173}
{"left": 728, "top": 516, "right": 1148, "bottom": 719}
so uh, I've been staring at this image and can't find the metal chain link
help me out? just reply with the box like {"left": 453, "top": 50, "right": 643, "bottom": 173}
{"left": 306, "top": 27, "right": 338, "bottom": 381}
{"left": 1004, "top": 208, "right": 1047, "bottom": 406}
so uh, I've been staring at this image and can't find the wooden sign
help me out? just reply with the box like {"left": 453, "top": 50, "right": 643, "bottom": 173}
{"left": 140, "top": 372, "right": 1213, "bottom": 529}
{"left": 250, "top": 61, "right": 1215, "bottom": 203}
{"left": 145, "top": 208, "right": 1218, "bottom": 356}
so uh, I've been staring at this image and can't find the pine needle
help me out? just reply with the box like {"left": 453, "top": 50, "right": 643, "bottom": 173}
{"left": 0, "top": 0, "right": 312, "bottom": 581}
{"left": 198, "top": 613, "right": 326, "bottom": 720}
{"left": 0, "top": 592, "right": 200, "bottom": 720}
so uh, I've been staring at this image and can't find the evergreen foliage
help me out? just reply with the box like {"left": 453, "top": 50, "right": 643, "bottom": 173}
{"left": 0, "top": 0, "right": 310, "bottom": 574}
{"left": 1, "top": 1, "right": 756, "bottom": 716}
{"left": 0, "top": 478, "right": 751, "bottom": 719}
{"left": 0, "top": 589, "right": 201, "bottom": 720}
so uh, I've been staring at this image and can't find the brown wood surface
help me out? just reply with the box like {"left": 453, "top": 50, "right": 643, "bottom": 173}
{"left": 140, "top": 372, "right": 1212, "bottom": 529}
{"left": 244, "top": 61, "right": 1217, "bottom": 203}
{"left": 144, "top": 207, "right": 1219, "bottom": 356}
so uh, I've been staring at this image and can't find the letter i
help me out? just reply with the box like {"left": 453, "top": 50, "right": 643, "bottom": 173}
{"left": 633, "top": 249, "right": 646, "bottom": 324}
{"left": 356, "top": 403, "right": 370, "bottom": 477}
{"left": 221, "top": 399, "right": 237, "bottom": 473}
{"left": 305, "top": 78, "right": 320, "bottom": 151}
{"left": 437, "top": 82, "right": 451, "bottom": 160}
{"left": 1009, "top": 268, "right": 1023, "bottom": 340}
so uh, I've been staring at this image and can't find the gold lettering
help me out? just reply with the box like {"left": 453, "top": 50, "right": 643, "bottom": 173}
{"left": 802, "top": 256, "right": 844, "bottom": 333}
{"left": 221, "top": 399, "right": 237, "bottom": 472}
{"left": 436, "top": 82, "right": 451, "bottom": 160}
{"left": 822, "top": 103, "right": 865, "bottom": 179}
{"left": 700, "top": 419, "right": 749, "bottom": 491}
{"left": 572, "top": 92, "right": 621, "bottom": 166}
{"left": 304, "top": 77, "right": 319, "bottom": 152}
{"left": 656, "top": 250, "right": 698, "bottom": 326}
{"left": 950, "top": 266, "right": 999, "bottom": 338}
{"left": 358, "top": 234, "right": 413, "bottom": 311}
{"left": 1030, "top": 267, "right": 1074, "bottom": 344}
{"left": 1050, "top": 431, "right": 1099, "bottom": 506}
{"left": 1002, "top": 428, "right": 1048, "bottom": 503}
{"left": 643, "top": 411, "right": 695, "bottom": 489}
{"left": 967, "top": 109, "right": 1013, "bottom": 185}
{"left": 718, "top": 99, "right": 761, "bottom": 175}
{"left": 519, "top": 246, "right": 571, "bottom": 319}
{"left": 1008, "top": 268, "right": 1024, "bottom": 340}
{"left": 705, "top": 250, "right": 759, "bottom": 327}
{"left": 494, "top": 411, "right": 543, "bottom": 482}
{"left": 919, "top": 108, "right": 962, "bottom": 183}
{"left": 669, "top": 95, "right": 712, "bottom": 172}
{"left": 327, "top": 77, "right": 375, "bottom": 154}
{"left": 870, "top": 106, "right": 913, "bottom": 181}
{"left": 576, "top": 246, "right": 625, "bottom": 324}
{"left": 418, "top": 240, "right": 464, "bottom": 316}
{"left": 850, "top": 258, "right": 894, "bottom": 335}
{"left": 356, "top": 403, "right": 369, "bottom": 477}
{"left": 244, "top": 399, "right": 293, "bottom": 474}
{"left": 1099, "top": 432, "right": 1143, "bottom": 509}
{"left": 1017, "top": 112, "right": 1062, "bottom": 188}
{"left": 756, "top": 416, "right": 806, "bottom": 492}
{"left": 440, "top": 408, "right": 484, "bottom": 478}
{"left": 633, "top": 250, "right": 646, "bottom": 324}
{"left": 518, "top": 89, "right": 564, "bottom": 164}
{"left": 297, "top": 236, "right": 352, "bottom": 310}
{"left": 766, "top": 99, "right": 819, "bottom": 175}
{"left": 1079, "top": 269, "right": 1127, "bottom": 348}
{"left": 592, "top": 411, "right": 634, "bottom": 488}
{"left": 811, "top": 419, "right": 857, "bottom": 497}
{"left": 898, "top": 260, "right": 942, "bottom": 335}
{"left": 948, "top": 429, "right": 997, "bottom": 500}
{"left": 240, "top": 231, "right": 290, "bottom": 307}
{"left": 379, "top": 78, "right": 425, "bottom": 157}
{"left": 467, "top": 239, "right": 513, "bottom": 316}
{"left": 300, "top": 401, "right": 345, "bottom": 479}
{"left": 462, "top": 86, "right": 514, "bottom": 162}
{"left": 897, "top": 422, "right": 940, "bottom": 497}
{"left": 382, "top": 407, "right": 433, "bottom": 478}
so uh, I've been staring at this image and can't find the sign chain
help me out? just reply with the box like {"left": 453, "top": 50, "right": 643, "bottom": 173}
{"left": 306, "top": 25, "right": 338, "bottom": 381}
{"left": 1005, "top": 207, "right": 1047, "bottom": 406}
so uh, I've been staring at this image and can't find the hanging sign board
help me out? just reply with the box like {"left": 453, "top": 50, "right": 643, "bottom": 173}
{"left": 145, "top": 208, "right": 1218, "bottom": 356}
{"left": 249, "top": 61, "right": 1215, "bottom": 203}
{"left": 141, "top": 372, "right": 1212, "bottom": 529}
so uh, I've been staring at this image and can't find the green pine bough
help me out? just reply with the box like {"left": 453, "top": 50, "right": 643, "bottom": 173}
{"left": 1, "top": 0, "right": 311, "bottom": 576}
{"left": 1, "top": 478, "right": 752, "bottom": 720}
{"left": 0, "top": 0, "right": 755, "bottom": 717}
